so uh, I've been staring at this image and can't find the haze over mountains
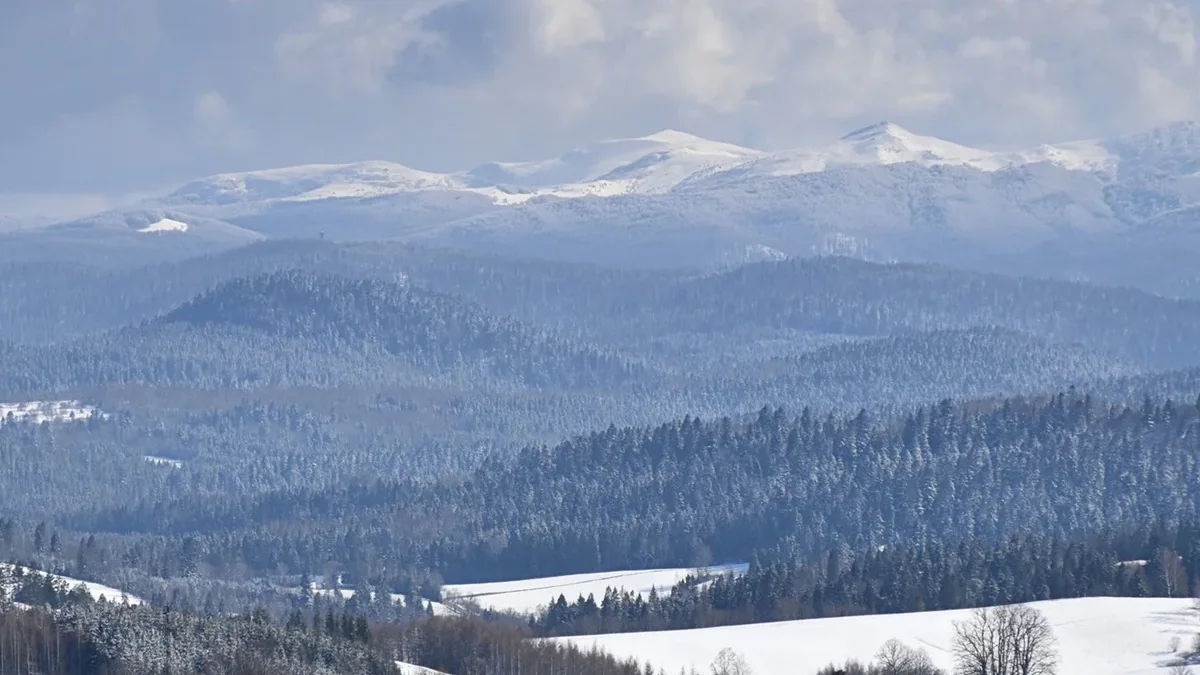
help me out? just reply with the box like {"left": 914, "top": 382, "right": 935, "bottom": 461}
{"left": 8, "top": 121, "right": 1200, "bottom": 296}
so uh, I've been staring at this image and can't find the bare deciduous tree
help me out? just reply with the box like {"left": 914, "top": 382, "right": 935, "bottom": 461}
{"left": 876, "top": 639, "right": 940, "bottom": 675}
{"left": 711, "top": 648, "right": 754, "bottom": 675}
{"left": 1158, "top": 549, "right": 1185, "bottom": 597}
{"left": 1168, "top": 664, "right": 1191, "bottom": 675}
{"left": 1160, "top": 549, "right": 1189, "bottom": 598}
{"left": 952, "top": 604, "right": 1058, "bottom": 675}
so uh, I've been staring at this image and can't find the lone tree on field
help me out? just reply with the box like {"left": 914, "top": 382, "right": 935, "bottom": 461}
{"left": 876, "top": 639, "right": 940, "bottom": 675}
{"left": 952, "top": 604, "right": 1058, "bottom": 675}
{"left": 711, "top": 648, "right": 753, "bottom": 675}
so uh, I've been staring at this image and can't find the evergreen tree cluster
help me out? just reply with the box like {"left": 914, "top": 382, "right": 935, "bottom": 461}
{"left": 531, "top": 523, "right": 1200, "bottom": 636}
{"left": 0, "top": 590, "right": 649, "bottom": 675}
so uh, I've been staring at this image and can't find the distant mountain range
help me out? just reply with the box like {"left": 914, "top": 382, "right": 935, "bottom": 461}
{"left": 8, "top": 121, "right": 1200, "bottom": 295}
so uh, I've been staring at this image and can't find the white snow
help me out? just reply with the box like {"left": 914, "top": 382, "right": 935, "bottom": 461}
{"left": 0, "top": 401, "right": 103, "bottom": 425}
{"left": 150, "top": 122, "right": 1167, "bottom": 217}
{"left": 137, "top": 217, "right": 189, "bottom": 233}
{"left": 395, "top": 661, "right": 449, "bottom": 675}
{"left": 1, "top": 564, "right": 143, "bottom": 606}
{"left": 158, "top": 131, "right": 763, "bottom": 211}
{"left": 692, "top": 122, "right": 1117, "bottom": 184}
{"left": 442, "top": 564, "right": 748, "bottom": 615}
{"left": 560, "top": 597, "right": 1200, "bottom": 675}
{"left": 465, "top": 130, "right": 761, "bottom": 194}
{"left": 143, "top": 456, "right": 184, "bottom": 468}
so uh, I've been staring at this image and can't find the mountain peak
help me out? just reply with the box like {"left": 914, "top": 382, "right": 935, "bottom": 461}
{"left": 840, "top": 122, "right": 913, "bottom": 143}
{"left": 639, "top": 129, "right": 714, "bottom": 145}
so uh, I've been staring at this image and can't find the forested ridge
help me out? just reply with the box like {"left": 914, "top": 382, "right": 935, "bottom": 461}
{"left": 52, "top": 392, "right": 1200, "bottom": 590}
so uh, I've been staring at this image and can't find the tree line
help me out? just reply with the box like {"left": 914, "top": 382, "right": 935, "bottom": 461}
{"left": 529, "top": 523, "right": 1200, "bottom": 636}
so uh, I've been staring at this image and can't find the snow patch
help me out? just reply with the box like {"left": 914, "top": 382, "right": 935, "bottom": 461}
{"left": 0, "top": 401, "right": 104, "bottom": 425}
{"left": 395, "top": 662, "right": 449, "bottom": 675}
{"left": 560, "top": 597, "right": 1199, "bottom": 675}
{"left": 144, "top": 456, "right": 184, "bottom": 469}
{"left": 138, "top": 217, "right": 189, "bottom": 233}
{"left": 442, "top": 564, "right": 748, "bottom": 615}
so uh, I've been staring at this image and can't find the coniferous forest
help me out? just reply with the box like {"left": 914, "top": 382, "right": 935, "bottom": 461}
{"left": 1, "top": 240, "right": 1199, "bottom": 674}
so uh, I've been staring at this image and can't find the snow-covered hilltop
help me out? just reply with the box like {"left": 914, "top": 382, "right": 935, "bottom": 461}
{"left": 157, "top": 129, "right": 761, "bottom": 210}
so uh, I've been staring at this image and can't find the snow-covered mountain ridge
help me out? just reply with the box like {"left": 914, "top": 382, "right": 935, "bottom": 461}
{"left": 153, "top": 121, "right": 1184, "bottom": 210}
{"left": 13, "top": 121, "right": 1200, "bottom": 297}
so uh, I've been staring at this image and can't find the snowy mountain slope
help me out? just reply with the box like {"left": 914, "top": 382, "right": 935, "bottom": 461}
{"left": 167, "top": 160, "right": 466, "bottom": 207}
{"left": 406, "top": 161, "right": 1123, "bottom": 269}
{"left": 153, "top": 130, "right": 761, "bottom": 220}
{"left": 442, "top": 564, "right": 748, "bottom": 615}
{"left": 687, "top": 122, "right": 1115, "bottom": 185}
{"left": 561, "top": 598, "right": 1198, "bottom": 675}
{"left": 464, "top": 130, "right": 761, "bottom": 194}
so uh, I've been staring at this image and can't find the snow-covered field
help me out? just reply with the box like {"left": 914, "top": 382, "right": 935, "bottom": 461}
{"left": 442, "top": 564, "right": 748, "bottom": 615}
{"left": 2, "top": 564, "right": 143, "bottom": 605}
{"left": 561, "top": 598, "right": 1199, "bottom": 675}
{"left": 0, "top": 401, "right": 103, "bottom": 425}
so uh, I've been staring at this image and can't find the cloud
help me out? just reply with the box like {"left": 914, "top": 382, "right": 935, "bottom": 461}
{"left": 2, "top": 0, "right": 1200, "bottom": 197}
{"left": 193, "top": 91, "right": 252, "bottom": 151}
{"left": 273, "top": 1, "right": 451, "bottom": 95}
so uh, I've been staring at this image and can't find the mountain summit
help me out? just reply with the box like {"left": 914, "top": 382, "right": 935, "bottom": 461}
{"left": 462, "top": 130, "right": 760, "bottom": 194}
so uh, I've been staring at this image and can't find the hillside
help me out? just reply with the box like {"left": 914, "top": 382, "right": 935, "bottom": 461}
{"left": 653, "top": 258, "right": 1200, "bottom": 370}
{"left": 561, "top": 598, "right": 1198, "bottom": 675}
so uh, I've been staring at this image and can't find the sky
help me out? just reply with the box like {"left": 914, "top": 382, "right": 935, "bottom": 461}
{"left": 2, "top": 0, "right": 1200, "bottom": 215}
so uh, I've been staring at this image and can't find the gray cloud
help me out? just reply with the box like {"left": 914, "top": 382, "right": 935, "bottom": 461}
{"left": 2, "top": 0, "right": 1200, "bottom": 196}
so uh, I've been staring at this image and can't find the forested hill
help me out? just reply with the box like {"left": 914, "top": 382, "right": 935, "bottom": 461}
{"left": 75, "top": 391, "right": 1200, "bottom": 586}
{"left": 636, "top": 257, "right": 1200, "bottom": 369}
{"left": 163, "top": 271, "right": 641, "bottom": 387}
{"left": 0, "top": 271, "right": 642, "bottom": 393}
